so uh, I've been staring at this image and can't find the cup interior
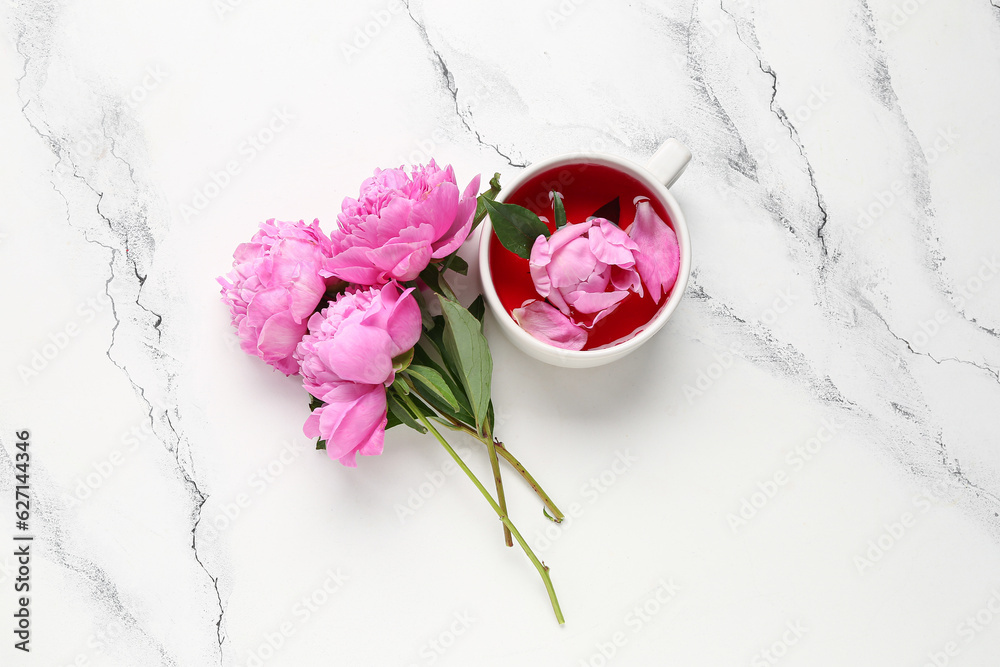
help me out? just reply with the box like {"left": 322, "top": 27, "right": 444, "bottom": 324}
{"left": 478, "top": 152, "right": 690, "bottom": 367}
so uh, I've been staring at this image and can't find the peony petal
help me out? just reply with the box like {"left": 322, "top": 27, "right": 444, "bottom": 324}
{"left": 322, "top": 247, "right": 385, "bottom": 285}
{"left": 547, "top": 237, "right": 600, "bottom": 288}
{"left": 246, "top": 286, "right": 292, "bottom": 327}
{"left": 410, "top": 181, "right": 460, "bottom": 239}
{"left": 318, "top": 384, "right": 388, "bottom": 466}
{"left": 355, "top": 417, "right": 386, "bottom": 458}
{"left": 431, "top": 173, "right": 481, "bottom": 258}
{"left": 365, "top": 240, "right": 432, "bottom": 282}
{"left": 256, "top": 311, "right": 306, "bottom": 373}
{"left": 610, "top": 265, "right": 643, "bottom": 297}
{"left": 589, "top": 218, "right": 638, "bottom": 267}
{"left": 528, "top": 235, "right": 554, "bottom": 298}
{"left": 371, "top": 197, "right": 417, "bottom": 245}
{"left": 372, "top": 284, "right": 422, "bottom": 356}
{"left": 318, "top": 322, "right": 395, "bottom": 384}
{"left": 565, "top": 289, "right": 629, "bottom": 315}
{"left": 303, "top": 411, "right": 321, "bottom": 439}
{"left": 627, "top": 200, "right": 680, "bottom": 302}
{"left": 286, "top": 269, "right": 327, "bottom": 324}
{"left": 546, "top": 219, "right": 594, "bottom": 254}
{"left": 513, "top": 300, "right": 588, "bottom": 351}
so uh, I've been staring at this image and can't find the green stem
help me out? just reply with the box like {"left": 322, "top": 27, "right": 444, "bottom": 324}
{"left": 397, "top": 390, "right": 565, "bottom": 625}
{"left": 438, "top": 415, "right": 565, "bottom": 524}
{"left": 407, "top": 385, "right": 512, "bottom": 545}
{"left": 486, "top": 437, "right": 514, "bottom": 547}
{"left": 492, "top": 440, "right": 565, "bottom": 523}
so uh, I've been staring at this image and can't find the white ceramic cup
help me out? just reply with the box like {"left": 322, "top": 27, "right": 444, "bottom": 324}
{"left": 477, "top": 138, "right": 692, "bottom": 368}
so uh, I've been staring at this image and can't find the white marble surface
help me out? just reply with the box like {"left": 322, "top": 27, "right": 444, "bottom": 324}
{"left": 3, "top": 0, "right": 1000, "bottom": 665}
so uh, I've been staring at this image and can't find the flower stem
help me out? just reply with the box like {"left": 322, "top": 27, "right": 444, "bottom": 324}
{"left": 485, "top": 437, "right": 514, "bottom": 547}
{"left": 398, "top": 391, "right": 565, "bottom": 624}
{"left": 492, "top": 440, "right": 565, "bottom": 523}
{"left": 438, "top": 415, "right": 565, "bottom": 524}
{"left": 408, "top": 386, "right": 512, "bottom": 546}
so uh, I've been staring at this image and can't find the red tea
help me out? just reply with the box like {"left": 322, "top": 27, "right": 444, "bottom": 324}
{"left": 488, "top": 162, "right": 677, "bottom": 350}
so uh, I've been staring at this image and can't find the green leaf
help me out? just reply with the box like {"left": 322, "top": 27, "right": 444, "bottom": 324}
{"left": 387, "top": 392, "right": 427, "bottom": 434}
{"left": 483, "top": 198, "right": 550, "bottom": 260}
{"left": 543, "top": 507, "right": 562, "bottom": 523}
{"left": 419, "top": 264, "right": 445, "bottom": 297}
{"left": 438, "top": 295, "right": 493, "bottom": 435}
{"left": 307, "top": 395, "right": 327, "bottom": 447}
{"left": 468, "top": 294, "right": 486, "bottom": 325}
{"left": 472, "top": 172, "right": 503, "bottom": 229}
{"left": 413, "top": 339, "right": 447, "bottom": 377}
{"left": 419, "top": 264, "right": 459, "bottom": 302}
{"left": 552, "top": 191, "right": 567, "bottom": 228}
{"left": 392, "top": 347, "right": 414, "bottom": 372}
{"left": 405, "top": 364, "right": 461, "bottom": 412}
{"left": 443, "top": 254, "right": 469, "bottom": 276}
{"left": 413, "top": 342, "right": 477, "bottom": 427}
{"left": 425, "top": 316, "right": 461, "bottom": 381}
{"left": 391, "top": 375, "right": 410, "bottom": 395}
{"left": 411, "top": 286, "right": 436, "bottom": 331}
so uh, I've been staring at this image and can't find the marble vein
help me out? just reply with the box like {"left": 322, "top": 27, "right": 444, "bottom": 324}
{"left": 868, "top": 307, "right": 1000, "bottom": 387}
{"left": 11, "top": 2, "right": 225, "bottom": 663}
{"left": 0, "top": 441, "right": 178, "bottom": 665}
{"left": 687, "top": 275, "right": 861, "bottom": 410}
{"left": 853, "top": 0, "right": 1000, "bottom": 351}
{"left": 401, "top": 0, "right": 528, "bottom": 168}
{"left": 718, "top": 1, "right": 831, "bottom": 258}
{"left": 938, "top": 435, "right": 1000, "bottom": 509}
{"left": 677, "top": 5, "right": 761, "bottom": 185}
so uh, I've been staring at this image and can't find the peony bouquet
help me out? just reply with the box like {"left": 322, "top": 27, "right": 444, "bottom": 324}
{"left": 219, "top": 162, "right": 568, "bottom": 622}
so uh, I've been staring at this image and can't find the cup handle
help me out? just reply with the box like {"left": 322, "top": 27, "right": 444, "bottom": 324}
{"left": 645, "top": 138, "right": 691, "bottom": 188}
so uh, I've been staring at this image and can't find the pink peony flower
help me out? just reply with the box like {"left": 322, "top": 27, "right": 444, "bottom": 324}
{"left": 512, "top": 300, "right": 588, "bottom": 351}
{"left": 528, "top": 218, "right": 641, "bottom": 329}
{"left": 295, "top": 282, "right": 422, "bottom": 467}
{"left": 626, "top": 198, "right": 680, "bottom": 302}
{"left": 324, "top": 161, "right": 481, "bottom": 285}
{"left": 218, "top": 218, "right": 336, "bottom": 375}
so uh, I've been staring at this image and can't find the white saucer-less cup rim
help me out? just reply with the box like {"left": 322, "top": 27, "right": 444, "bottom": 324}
{"left": 477, "top": 138, "right": 692, "bottom": 369}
